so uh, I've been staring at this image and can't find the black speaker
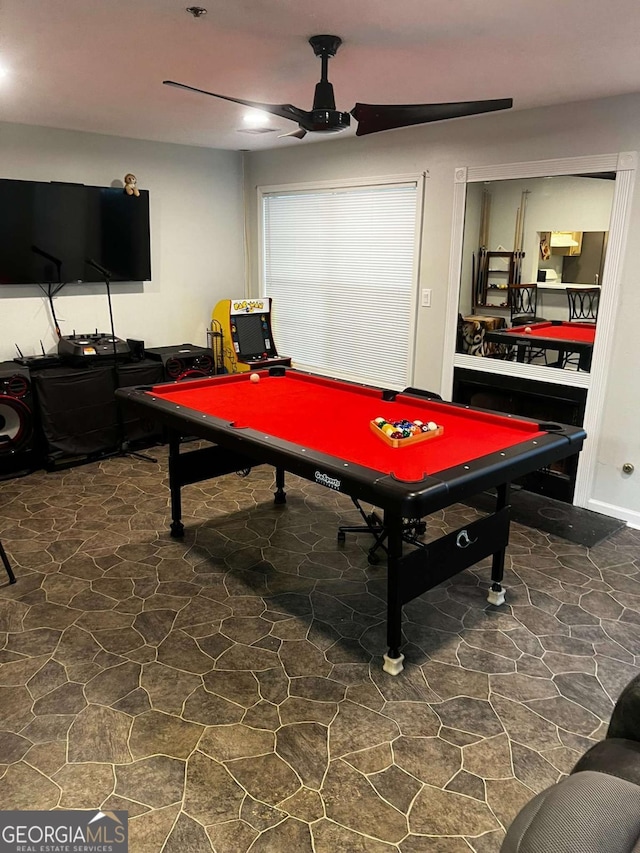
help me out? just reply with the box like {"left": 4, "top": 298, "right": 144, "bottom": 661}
{"left": 0, "top": 362, "right": 38, "bottom": 478}
{"left": 144, "top": 344, "right": 216, "bottom": 381}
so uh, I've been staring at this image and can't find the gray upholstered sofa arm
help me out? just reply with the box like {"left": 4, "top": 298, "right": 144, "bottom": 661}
{"left": 501, "top": 771, "right": 640, "bottom": 853}
{"left": 501, "top": 674, "right": 640, "bottom": 853}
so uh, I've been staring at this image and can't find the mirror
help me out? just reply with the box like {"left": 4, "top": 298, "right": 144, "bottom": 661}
{"left": 456, "top": 174, "right": 615, "bottom": 373}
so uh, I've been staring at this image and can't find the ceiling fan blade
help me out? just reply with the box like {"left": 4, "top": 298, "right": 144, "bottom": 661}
{"left": 351, "top": 98, "right": 513, "bottom": 136}
{"left": 278, "top": 128, "right": 307, "bottom": 139}
{"left": 163, "top": 80, "right": 311, "bottom": 126}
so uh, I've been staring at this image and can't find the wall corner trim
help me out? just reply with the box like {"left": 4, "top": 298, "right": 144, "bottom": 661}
{"left": 617, "top": 151, "right": 638, "bottom": 171}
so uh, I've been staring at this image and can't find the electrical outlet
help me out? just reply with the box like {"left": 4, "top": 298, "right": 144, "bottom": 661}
{"left": 421, "top": 289, "right": 432, "bottom": 308}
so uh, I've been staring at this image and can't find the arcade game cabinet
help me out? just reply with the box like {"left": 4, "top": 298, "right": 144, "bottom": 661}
{"left": 212, "top": 298, "right": 291, "bottom": 374}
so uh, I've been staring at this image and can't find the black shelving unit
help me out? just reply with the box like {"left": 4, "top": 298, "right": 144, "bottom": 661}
{"left": 473, "top": 249, "right": 524, "bottom": 313}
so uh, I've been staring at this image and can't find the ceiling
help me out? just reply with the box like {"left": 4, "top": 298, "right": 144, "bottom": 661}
{"left": 2, "top": 0, "right": 640, "bottom": 152}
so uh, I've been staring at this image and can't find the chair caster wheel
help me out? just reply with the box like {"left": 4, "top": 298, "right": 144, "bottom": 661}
{"left": 367, "top": 552, "right": 380, "bottom": 565}
{"left": 337, "top": 531, "right": 346, "bottom": 543}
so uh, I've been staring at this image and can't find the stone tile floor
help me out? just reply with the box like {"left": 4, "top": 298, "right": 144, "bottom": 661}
{"left": 1, "top": 448, "right": 639, "bottom": 852}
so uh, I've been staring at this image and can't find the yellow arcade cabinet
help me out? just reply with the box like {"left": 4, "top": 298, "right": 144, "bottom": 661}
{"left": 212, "top": 298, "right": 291, "bottom": 374}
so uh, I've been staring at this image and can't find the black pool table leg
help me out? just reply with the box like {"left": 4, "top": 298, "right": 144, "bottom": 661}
{"left": 168, "top": 431, "right": 185, "bottom": 539}
{"left": 274, "top": 467, "right": 287, "bottom": 504}
{"left": 487, "top": 482, "right": 509, "bottom": 606}
{"left": 0, "top": 540, "right": 16, "bottom": 584}
{"left": 383, "top": 513, "right": 405, "bottom": 676}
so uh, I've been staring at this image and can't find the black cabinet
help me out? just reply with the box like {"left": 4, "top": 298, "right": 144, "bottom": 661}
{"left": 453, "top": 368, "right": 587, "bottom": 503}
{"left": 31, "top": 360, "right": 164, "bottom": 468}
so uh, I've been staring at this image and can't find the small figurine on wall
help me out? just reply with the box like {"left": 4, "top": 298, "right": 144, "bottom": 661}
{"left": 124, "top": 173, "right": 140, "bottom": 197}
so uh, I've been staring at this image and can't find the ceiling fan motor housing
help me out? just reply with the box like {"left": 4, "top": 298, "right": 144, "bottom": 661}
{"left": 308, "top": 35, "right": 342, "bottom": 57}
{"left": 307, "top": 109, "right": 351, "bottom": 132}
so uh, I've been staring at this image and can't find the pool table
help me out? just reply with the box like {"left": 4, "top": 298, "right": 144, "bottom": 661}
{"left": 484, "top": 320, "right": 596, "bottom": 370}
{"left": 117, "top": 368, "right": 586, "bottom": 674}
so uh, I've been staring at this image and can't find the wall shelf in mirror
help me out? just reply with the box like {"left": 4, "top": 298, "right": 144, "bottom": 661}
{"left": 472, "top": 249, "right": 523, "bottom": 312}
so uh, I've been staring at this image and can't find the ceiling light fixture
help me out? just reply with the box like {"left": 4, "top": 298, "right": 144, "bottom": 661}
{"left": 238, "top": 109, "right": 275, "bottom": 134}
{"left": 186, "top": 6, "right": 207, "bottom": 18}
{"left": 243, "top": 110, "right": 271, "bottom": 128}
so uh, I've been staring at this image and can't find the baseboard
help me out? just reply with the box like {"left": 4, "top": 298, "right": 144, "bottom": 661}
{"left": 587, "top": 498, "right": 640, "bottom": 530}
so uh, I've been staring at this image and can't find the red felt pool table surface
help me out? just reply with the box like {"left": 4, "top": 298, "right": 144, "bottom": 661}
{"left": 149, "top": 371, "right": 545, "bottom": 482}
{"left": 509, "top": 321, "right": 596, "bottom": 343}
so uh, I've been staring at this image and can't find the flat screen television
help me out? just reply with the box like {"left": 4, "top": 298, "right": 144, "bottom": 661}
{"left": 0, "top": 179, "right": 151, "bottom": 284}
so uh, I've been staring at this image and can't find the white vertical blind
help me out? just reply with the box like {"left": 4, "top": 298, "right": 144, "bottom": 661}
{"left": 262, "top": 182, "right": 420, "bottom": 389}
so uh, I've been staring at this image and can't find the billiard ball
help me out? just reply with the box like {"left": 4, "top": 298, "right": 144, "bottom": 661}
{"left": 250, "top": 373, "right": 260, "bottom": 383}
{"left": 427, "top": 421, "right": 438, "bottom": 431}
{"left": 524, "top": 326, "right": 532, "bottom": 334}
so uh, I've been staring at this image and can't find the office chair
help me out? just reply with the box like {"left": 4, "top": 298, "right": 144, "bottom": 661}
{"left": 0, "top": 540, "right": 16, "bottom": 584}
{"left": 337, "top": 387, "right": 440, "bottom": 564}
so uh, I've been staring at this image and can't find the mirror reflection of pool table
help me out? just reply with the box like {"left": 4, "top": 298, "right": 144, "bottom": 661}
{"left": 485, "top": 320, "right": 596, "bottom": 370}
{"left": 117, "top": 368, "right": 586, "bottom": 675}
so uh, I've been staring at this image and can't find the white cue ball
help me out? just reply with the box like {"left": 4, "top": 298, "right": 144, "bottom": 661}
{"left": 250, "top": 373, "right": 260, "bottom": 383}
{"left": 427, "top": 421, "right": 438, "bottom": 431}
{"left": 524, "top": 326, "right": 532, "bottom": 334}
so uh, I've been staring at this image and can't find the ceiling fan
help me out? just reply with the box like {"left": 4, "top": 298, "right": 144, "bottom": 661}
{"left": 163, "top": 35, "right": 513, "bottom": 140}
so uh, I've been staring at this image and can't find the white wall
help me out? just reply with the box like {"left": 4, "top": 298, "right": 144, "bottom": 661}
{"left": 484, "top": 176, "right": 615, "bottom": 283}
{"left": 0, "top": 123, "right": 245, "bottom": 361}
{"left": 244, "top": 93, "right": 640, "bottom": 522}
